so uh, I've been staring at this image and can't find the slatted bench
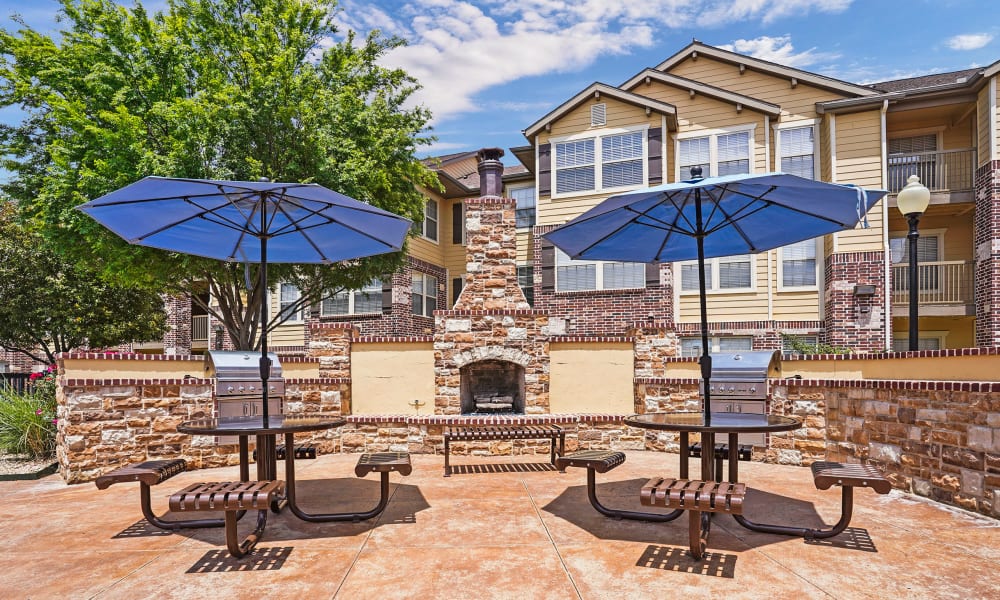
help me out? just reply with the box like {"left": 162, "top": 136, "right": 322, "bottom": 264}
{"left": 641, "top": 477, "right": 747, "bottom": 559}
{"left": 284, "top": 452, "right": 412, "bottom": 523}
{"left": 556, "top": 450, "right": 683, "bottom": 523}
{"left": 252, "top": 444, "right": 317, "bottom": 461}
{"left": 807, "top": 461, "right": 891, "bottom": 539}
{"left": 170, "top": 480, "right": 285, "bottom": 558}
{"left": 443, "top": 425, "right": 564, "bottom": 477}
{"left": 94, "top": 459, "right": 225, "bottom": 531}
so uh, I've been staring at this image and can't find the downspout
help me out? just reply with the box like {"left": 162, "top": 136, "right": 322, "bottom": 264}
{"left": 880, "top": 99, "right": 891, "bottom": 351}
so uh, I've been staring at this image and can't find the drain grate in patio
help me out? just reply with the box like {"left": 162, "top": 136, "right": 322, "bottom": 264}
{"left": 187, "top": 546, "right": 293, "bottom": 572}
{"left": 636, "top": 544, "right": 737, "bottom": 577}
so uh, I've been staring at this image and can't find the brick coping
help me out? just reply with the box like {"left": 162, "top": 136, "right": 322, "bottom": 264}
{"left": 657, "top": 346, "right": 1000, "bottom": 363}
{"left": 346, "top": 414, "right": 628, "bottom": 425}
{"left": 636, "top": 377, "right": 1000, "bottom": 391}
{"left": 61, "top": 377, "right": 350, "bottom": 386}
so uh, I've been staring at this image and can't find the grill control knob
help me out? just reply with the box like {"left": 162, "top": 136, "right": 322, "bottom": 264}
{"left": 749, "top": 387, "right": 756, "bottom": 394}
{"left": 226, "top": 385, "right": 234, "bottom": 393}
{"left": 238, "top": 385, "right": 245, "bottom": 392}
{"left": 248, "top": 385, "right": 256, "bottom": 392}
{"left": 728, "top": 386, "right": 735, "bottom": 392}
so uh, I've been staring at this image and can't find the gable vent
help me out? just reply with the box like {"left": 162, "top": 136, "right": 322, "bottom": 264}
{"left": 591, "top": 103, "right": 607, "bottom": 127}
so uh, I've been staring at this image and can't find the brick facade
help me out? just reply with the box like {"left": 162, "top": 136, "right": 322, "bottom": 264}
{"left": 824, "top": 251, "right": 887, "bottom": 352}
{"left": 162, "top": 293, "right": 193, "bottom": 355}
{"left": 974, "top": 160, "right": 1000, "bottom": 347}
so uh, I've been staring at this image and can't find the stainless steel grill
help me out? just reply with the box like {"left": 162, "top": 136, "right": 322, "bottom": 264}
{"left": 205, "top": 350, "right": 284, "bottom": 428}
{"left": 699, "top": 350, "right": 781, "bottom": 453}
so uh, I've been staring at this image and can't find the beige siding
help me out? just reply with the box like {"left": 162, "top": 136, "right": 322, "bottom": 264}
{"left": 442, "top": 197, "right": 469, "bottom": 306}
{"left": 772, "top": 290, "right": 821, "bottom": 320}
{"left": 408, "top": 187, "right": 447, "bottom": 265}
{"left": 676, "top": 254, "right": 769, "bottom": 323}
{"left": 832, "top": 111, "right": 884, "bottom": 252}
{"left": 549, "top": 343, "right": 634, "bottom": 413}
{"left": 978, "top": 85, "right": 991, "bottom": 167}
{"left": 666, "top": 57, "right": 845, "bottom": 120}
{"left": 269, "top": 289, "right": 306, "bottom": 347}
{"left": 351, "top": 343, "right": 435, "bottom": 414}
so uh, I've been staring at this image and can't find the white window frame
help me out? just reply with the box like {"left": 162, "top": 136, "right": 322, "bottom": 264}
{"left": 414, "top": 198, "right": 438, "bottom": 243}
{"left": 278, "top": 283, "right": 303, "bottom": 322}
{"left": 680, "top": 336, "right": 753, "bottom": 357}
{"left": 411, "top": 272, "right": 437, "bottom": 317}
{"left": 892, "top": 331, "right": 946, "bottom": 352}
{"left": 555, "top": 248, "right": 645, "bottom": 292}
{"left": 889, "top": 228, "right": 945, "bottom": 265}
{"left": 777, "top": 238, "right": 821, "bottom": 291}
{"left": 551, "top": 125, "right": 648, "bottom": 198}
{"left": 677, "top": 254, "right": 756, "bottom": 295}
{"left": 674, "top": 124, "right": 756, "bottom": 180}
{"left": 508, "top": 184, "right": 536, "bottom": 229}
{"left": 774, "top": 120, "right": 820, "bottom": 179}
{"left": 320, "top": 279, "right": 382, "bottom": 317}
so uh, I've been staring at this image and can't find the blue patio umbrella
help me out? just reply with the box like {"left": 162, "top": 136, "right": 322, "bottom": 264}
{"left": 543, "top": 169, "right": 886, "bottom": 423}
{"left": 78, "top": 176, "right": 411, "bottom": 422}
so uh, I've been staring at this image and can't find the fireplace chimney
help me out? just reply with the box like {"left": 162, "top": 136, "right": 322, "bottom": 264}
{"left": 477, "top": 147, "right": 504, "bottom": 198}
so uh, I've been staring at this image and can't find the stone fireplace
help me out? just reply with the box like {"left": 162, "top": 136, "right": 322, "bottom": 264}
{"left": 434, "top": 148, "right": 551, "bottom": 415}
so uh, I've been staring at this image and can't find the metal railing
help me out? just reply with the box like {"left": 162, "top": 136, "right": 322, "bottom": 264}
{"left": 191, "top": 315, "right": 209, "bottom": 341}
{"left": 891, "top": 260, "right": 974, "bottom": 305}
{"left": 887, "top": 148, "right": 975, "bottom": 194}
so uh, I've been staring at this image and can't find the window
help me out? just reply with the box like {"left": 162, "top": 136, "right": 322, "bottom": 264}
{"left": 517, "top": 265, "right": 534, "bottom": 306}
{"left": 278, "top": 283, "right": 302, "bottom": 322}
{"left": 555, "top": 248, "right": 644, "bottom": 292}
{"left": 680, "top": 336, "right": 753, "bottom": 357}
{"left": 678, "top": 128, "right": 752, "bottom": 179}
{"left": 680, "top": 255, "right": 753, "bottom": 292}
{"left": 412, "top": 198, "right": 438, "bottom": 242}
{"left": 890, "top": 232, "right": 941, "bottom": 291}
{"left": 778, "top": 126, "right": 816, "bottom": 179}
{"left": 411, "top": 273, "right": 437, "bottom": 317}
{"left": 321, "top": 279, "right": 382, "bottom": 316}
{"left": 888, "top": 134, "right": 938, "bottom": 191}
{"left": 553, "top": 128, "right": 646, "bottom": 195}
{"left": 891, "top": 337, "right": 941, "bottom": 352}
{"left": 509, "top": 185, "right": 536, "bottom": 228}
{"left": 779, "top": 239, "right": 817, "bottom": 288}
{"left": 782, "top": 334, "right": 819, "bottom": 355}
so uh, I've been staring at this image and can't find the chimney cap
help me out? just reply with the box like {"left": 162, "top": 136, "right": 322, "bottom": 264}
{"left": 476, "top": 147, "right": 505, "bottom": 162}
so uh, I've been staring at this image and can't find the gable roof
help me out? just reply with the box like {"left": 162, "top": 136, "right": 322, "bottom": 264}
{"left": 523, "top": 82, "right": 677, "bottom": 140}
{"left": 867, "top": 68, "right": 983, "bottom": 93}
{"left": 656, "top": 41, "right": 878, "bottom": 98}
{"left": 620, "top": 69, "right": 781, "bottom": 117}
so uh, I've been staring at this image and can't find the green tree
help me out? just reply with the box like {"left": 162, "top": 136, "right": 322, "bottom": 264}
{"left": 0, "top": 0, "right": 437, "bottom": 350}
{"left": 0, "top": 204, "right": 167, "bottom": 364}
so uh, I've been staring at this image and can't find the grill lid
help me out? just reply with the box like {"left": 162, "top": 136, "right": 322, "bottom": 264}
{"left": 205, "top": 350, "right": 282, "bottom": 380}
{"left": 710, "top": 350, "right": 781, "bottom": 380}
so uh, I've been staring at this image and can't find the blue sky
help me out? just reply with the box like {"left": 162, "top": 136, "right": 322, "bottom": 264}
{"left": 3, "top": 0, "right": 1000, "bottom": 166}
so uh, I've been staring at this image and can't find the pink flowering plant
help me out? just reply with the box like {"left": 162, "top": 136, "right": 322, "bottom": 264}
{"left": 0, "top": 365, "right": 58, "bottom": 458}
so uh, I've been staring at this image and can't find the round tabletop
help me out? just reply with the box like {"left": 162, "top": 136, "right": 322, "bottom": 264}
{"left": 177, "top": 414, "right": 347, "bottom": 436}
{"left": 624, "top": 411, "right": 801, "bottom": 433}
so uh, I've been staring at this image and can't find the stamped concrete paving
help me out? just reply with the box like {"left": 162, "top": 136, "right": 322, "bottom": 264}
{"left": 2, "top": 451, "right": 997, "bottom": 599}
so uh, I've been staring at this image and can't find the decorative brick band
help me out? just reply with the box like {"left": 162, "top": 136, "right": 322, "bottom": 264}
{"left": 275, "top": 356, "right": 320, "bottom": 363}
{"left": 673, "top": 320, "right": 823, "bottom": 332}
{"left": 464, "top": 197, "right": 515, "bottom": 206}
{"left": 57, "top": 352, "right": 202, "bottom": 361}
{"left": 434, "top": 309, "right": 547, "bottom": 316}
{"left": 635, "top": 377, "right": 701, "bottom": 384}
{"left": 61, "top": 378, "right": 213, "bottom": 386}
{"left": 355, "top": 336, "right": 434, "bottom": 343}
{"left": 790, "top": 346, "right": 1000, "bottom": 361}
{"left": 778, "top": 378, "right": 1000, "bottom": 392}
{"left": 551, "top": 336, "right": 635, "bottom": 343}
{"left": 345, "top": 413, "right": 625, "bottom": 425}
{"left": 308, "top": 323, "right": 356, "bottom": 330}
{"left": 286, "top": 377, "right": 351, "bottom": 384}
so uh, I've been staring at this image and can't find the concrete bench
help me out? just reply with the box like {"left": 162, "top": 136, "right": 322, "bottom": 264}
{"left": 443, "top": 425, "right": 564, "bottom": 476}
{"left": 170, "top": 480, "right": 285, "bottom": 558}
{"left": 94, "top": 459, "right": 225, "bottom": 531}
{"left": 641, "top": 477, "right": 747, "bottom": 559}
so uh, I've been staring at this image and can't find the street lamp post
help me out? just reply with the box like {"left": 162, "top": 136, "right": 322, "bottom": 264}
{"left": 896, "top": 175, "right": 930, "bottom": 351}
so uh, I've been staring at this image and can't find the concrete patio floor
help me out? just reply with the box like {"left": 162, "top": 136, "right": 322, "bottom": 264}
{"left": 2, "top": 450, "right": 997, "bottom": 599}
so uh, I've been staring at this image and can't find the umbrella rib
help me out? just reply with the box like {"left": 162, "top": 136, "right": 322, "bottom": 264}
{"left": 700, "top": 185, "right": 761, "bottom": 251}
{"left": 711, "top": 184, "right": 861, "bottom": 228}
{"left": 567, "top": 190, "right": 696, "bottom": 260}
{"left": 271, "top": 195, "right": 404, "bottom": 254}
{"left": 127, "top": 193, "right": 263, "bottom": 243}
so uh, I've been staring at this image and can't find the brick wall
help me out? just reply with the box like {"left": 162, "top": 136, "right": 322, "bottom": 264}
{"left": 974, "top": 160, "right": 1000, "bottom": 347}
{"left": 824, "top": 251, "right": 886, "bottom": 352}
{"left": 162, "top": 293, "right": 193, "bottom": 355}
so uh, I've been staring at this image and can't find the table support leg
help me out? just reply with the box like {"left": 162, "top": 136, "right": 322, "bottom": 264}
{"left": 679, "top": 432, "right": 689, "bottom": 480}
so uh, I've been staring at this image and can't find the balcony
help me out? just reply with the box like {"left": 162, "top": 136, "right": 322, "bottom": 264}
{"left": 887, "top": 148, "right": 975, "bottom": 202}
{"left": 891, "top": 260, "right": 975, "bottom": 316}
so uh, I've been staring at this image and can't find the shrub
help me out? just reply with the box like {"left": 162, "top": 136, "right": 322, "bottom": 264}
{"left": 0, "top": 366, "right": 57, "bottom": 458}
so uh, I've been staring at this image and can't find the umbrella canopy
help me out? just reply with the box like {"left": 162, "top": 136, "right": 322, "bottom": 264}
{"left": 543, "top": 170, "right": 887, "bottom": 423}
{"left": 78, "top": 176, "right": 412, "bottom": 421}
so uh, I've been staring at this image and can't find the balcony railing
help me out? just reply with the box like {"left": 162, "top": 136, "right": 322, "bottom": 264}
{"left": 192, "top": 315, "right": 209, "bottom": 342}
{"left": 887, "top": 148, "right": 975, "bottom": 194}
{"left": 891, "top": 260, "right": 974, "bottom": 305}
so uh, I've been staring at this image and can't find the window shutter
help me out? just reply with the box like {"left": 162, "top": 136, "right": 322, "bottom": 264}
{"left": 645, "top": 262, "right": 660, "bottom": 287}
{"left": 452, "top": 202, "right": 464, "bottom": 244}
{"left": 647, "top": 127, "right": 663, "bottom": 185}
{"left": 381, "top": 279, "right": 393, "bottom": 313}
{"left": 538, "top": 144, "right": 551, "bottom": 196}
{"left": 540, "top": 239, "right": 555, "bottom": 293}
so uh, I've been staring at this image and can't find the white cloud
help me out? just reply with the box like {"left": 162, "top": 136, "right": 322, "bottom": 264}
{"left": 337, "top": 1, "right": 854, "bottom": 122}
{"left": 718, "top": 35, "right": 840, "bottom": 68}
{"left": 945, "top": 33, "right": 994, "bottom": 51}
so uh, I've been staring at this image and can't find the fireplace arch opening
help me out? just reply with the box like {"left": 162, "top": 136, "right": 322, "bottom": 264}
{"left": 460, "top": 360, "right": 525, "bottom": 415}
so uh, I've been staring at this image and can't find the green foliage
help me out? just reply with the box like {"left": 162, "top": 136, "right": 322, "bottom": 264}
{"left": 0, "top": 0, "right": 439, "bottom": 350}
{"left": 781, "top": 334, "right": 853, "bottom": 355}
{"left": 0, "top": 367, "right": 58, "bottom": 458}
{"left": 0, "top": 204, "right": 167, "bottom": 364}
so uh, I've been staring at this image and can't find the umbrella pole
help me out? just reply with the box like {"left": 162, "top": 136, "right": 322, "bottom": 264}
{"left": 694, "top": 189, "right": 712, "bottom": 427}
{"left": 259, "top": 207, "right": 271, "bottom": 426}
